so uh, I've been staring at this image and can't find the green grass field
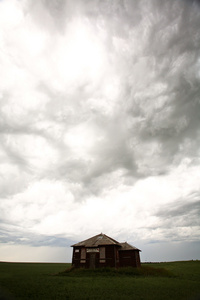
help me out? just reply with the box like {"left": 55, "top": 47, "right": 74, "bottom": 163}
{"left": 0, "top": 261, "right": 200, "bottom": 299}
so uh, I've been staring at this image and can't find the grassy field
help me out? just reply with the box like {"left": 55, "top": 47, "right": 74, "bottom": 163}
{"left": 0, "top": 261, "right": 200, "bottom": 299}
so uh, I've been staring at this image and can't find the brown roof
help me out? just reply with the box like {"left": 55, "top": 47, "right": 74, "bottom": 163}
{"left": 71, "top": 233, "right": 121, "bottom": 247}
{"left": 119, "top": 242, "right": 141, "bottom": 251}
{"left": 71, "top": 233, "right": 141, "bottom": 251}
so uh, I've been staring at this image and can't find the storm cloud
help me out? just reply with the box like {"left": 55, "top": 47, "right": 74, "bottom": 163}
{"left": 0, "top": 0, "right": 200, "bottom": 262}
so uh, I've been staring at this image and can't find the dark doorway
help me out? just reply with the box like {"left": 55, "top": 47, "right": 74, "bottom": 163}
{"left": 89, "top": 253, "right": 96, "bottom": 269}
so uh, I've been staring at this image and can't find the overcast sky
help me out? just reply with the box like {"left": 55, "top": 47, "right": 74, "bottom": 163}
{"left": 0, "top": 0, "right": 200, "bottom": 263}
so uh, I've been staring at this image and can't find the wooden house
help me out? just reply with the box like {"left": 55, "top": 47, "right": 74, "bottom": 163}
{"left": 71, "top": 233, "right": 141, "bottom": 269}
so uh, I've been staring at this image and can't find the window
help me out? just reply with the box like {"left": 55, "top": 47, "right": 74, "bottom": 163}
{"left": 81, "top": 248, "right": 86, "bottom": 263}
{"left": 99, "top": 247, "right": 105, "bottom": 263}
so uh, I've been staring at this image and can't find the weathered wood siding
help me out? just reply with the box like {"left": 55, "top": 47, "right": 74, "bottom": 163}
{"left": 135, "top": 250, "right": 141, "bottom": 267}
{"left": 72, "top": 245, "right": 120, "bottom": 268}
{"left": 119, "top": 250, "right": 141, "bottom": 267}
{"left": 105, "top": 245, "right": 117, "bottom": 267}
{"left": 72, "top": 245, "right": 141, "bottom": 268}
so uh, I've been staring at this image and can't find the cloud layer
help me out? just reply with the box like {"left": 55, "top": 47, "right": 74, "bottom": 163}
{"left": 0, "top": 0, "right": 200, "bottom": 261}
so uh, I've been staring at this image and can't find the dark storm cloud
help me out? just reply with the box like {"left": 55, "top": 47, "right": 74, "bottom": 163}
{"left": 157, "top": 198, "right": 200, "bottom": 227}
{"left": 0, "top": 0, "right": 200, "bottom": 260}
{"left": 2, "top": 0, "right": 200, "bottom": 182}
{"left": 0, "top": 227, "right": 71, "bottom": 247}
{"left": 153, "top": 192, "right": 200, "bottom": 242}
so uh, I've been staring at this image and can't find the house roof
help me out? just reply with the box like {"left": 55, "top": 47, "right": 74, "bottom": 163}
{"left": 71, "top": 233, "right": 121, "bottom": 247}
{"left": 119, "top": 242, "right": 141, "bottom": 251}
{"left": 71, "top": 233, "right": 141, "bottom": 251}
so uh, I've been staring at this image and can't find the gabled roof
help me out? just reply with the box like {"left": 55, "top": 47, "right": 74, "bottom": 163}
{"left": 119, "top": 242, "right": 141, "bottom": 251}
{"left": 71, "top": 233, "right": 121, "bottom": 247}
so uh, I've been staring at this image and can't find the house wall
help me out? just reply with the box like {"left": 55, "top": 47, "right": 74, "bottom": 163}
{"left": 72, "top": 246, "right": 141, "bottom": 268}
{"left": 119, "top": 250, "right": 141, "bottom": 267}
{"left": 135, "top": 251, "right": 141, "bottom": 267}
{"left": 72, "top": 245, "right": 119, "bottom": 268}
{"left": 105, "top": 245, "right": 118, "bottom": 268}
{"left": 72, "top": 246, "right": 81, "bottom": 268}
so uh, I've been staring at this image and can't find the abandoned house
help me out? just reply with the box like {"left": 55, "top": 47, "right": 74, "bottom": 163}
{"left": 71, "top": 233, "right": 141, "bottom": 269}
